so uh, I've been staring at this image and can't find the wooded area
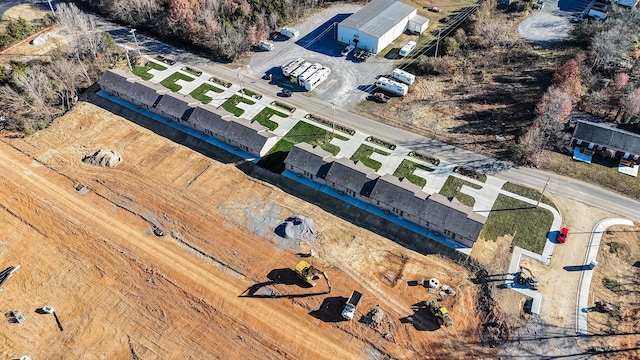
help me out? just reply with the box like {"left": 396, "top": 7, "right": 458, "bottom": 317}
{"left": 69, "top": 0, "right": 340, "bottom": 61}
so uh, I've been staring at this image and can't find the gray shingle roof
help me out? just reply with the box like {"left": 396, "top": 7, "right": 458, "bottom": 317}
{"left": 98, "top": 69, "right": 136, "bottom": 95}
{"left": 573, "top": 120, "right": 640, "bottom": 155}
{"left": 324, "top": 158, "right": 379, "bottom": 196}
{"left": 339, "top": 0, "right": 416, "bottom": 38}
{"left": 425, "top": 194, "right": 486, "bottom": 240}
{"left": 370, "top": 174, "right": 427, "bottom": 214}
{"left": 129, "top": 80, "right": 166, "bottom": 106}
{"left": 189, "top": 105, "right": 229, "bottom": 131}
{"left": 154, "top": 92, "right": 199, "bottom": 120}
{"left": 284, "top": 143, "right": 335, "bottom": 178}
{"left": 225, "top": 119, "right": 275, "bottom": 150}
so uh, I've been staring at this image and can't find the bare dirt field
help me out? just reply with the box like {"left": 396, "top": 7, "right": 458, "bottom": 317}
{"left": 0, "top": 102, "right": 489, "bottom": 359}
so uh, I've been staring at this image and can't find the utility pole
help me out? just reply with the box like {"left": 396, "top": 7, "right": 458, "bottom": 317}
{"left": 332, "top": 103, "right": 336, "bottom": 136}
{"left": 237, "top": 68, "right": 244, "bottom": 99}
{"left": 130, "top": 29, "right": 141, "bottom": 58}
{"left": 434, "top": 28, "right": 441, "bottom": 57}
{"left": 47, "top": 0, "right": 55, "bottom": 17}
{"left": 536, "top": 176, "right": 551, "bottom": 208}
{"left": 124, "top": 48, "right": 132, "bottom": 71}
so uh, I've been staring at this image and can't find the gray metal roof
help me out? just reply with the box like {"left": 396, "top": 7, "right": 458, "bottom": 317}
{"left": 408, "top": 13, "right": 429, "bottom": 26}
{"left": 284, "top": 143, "right": 335, "bottom": 178}
{"left": 339, "top": 0, "right": 416, "bottom": 38}
{"left": 370, "top": 174, "right": 427, "bottom": 213}
{"left": 324, "top": 158, "right": 379, "bottom": 196}
{"left": 573, "top": 120, "right": 640, "bottom": 155}
{"left": 425, "top": 194, "right": 486, "bottom": 241}
{"left": 154, "top": 92, "right": 199, "bottom": 120}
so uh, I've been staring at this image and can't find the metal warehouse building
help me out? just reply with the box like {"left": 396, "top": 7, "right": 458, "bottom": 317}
{"left": 337, "top": 0, "right": 429, "bottom": 54}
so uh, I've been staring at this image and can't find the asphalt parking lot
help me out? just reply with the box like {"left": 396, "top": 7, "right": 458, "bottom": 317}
{"left": 249, "top": 3, "right": 401, "bottom": 108}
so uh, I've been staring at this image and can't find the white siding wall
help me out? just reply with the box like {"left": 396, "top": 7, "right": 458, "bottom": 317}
{"left": 338, "top": 14, "right": 413, "bottom": 54}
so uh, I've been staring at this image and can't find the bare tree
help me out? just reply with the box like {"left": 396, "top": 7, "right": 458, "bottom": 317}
{"left": 12, "top": 65, "right": 55, "bottom": 120}
{"left": 621, "top": 88, "right": 640, "bottom": 124}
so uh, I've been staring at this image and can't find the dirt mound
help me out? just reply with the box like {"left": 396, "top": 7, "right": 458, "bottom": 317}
{"left": 275, "top": 215, "right": 315, "bottom": 240}
{"left": 82, "top": 149, "right": 122, "bottom": 168}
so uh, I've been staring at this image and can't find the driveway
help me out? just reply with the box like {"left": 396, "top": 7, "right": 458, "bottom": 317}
{"left": 517, "top": 0, "right": 575, "bottom": 43}
{"left": 249, "top": 3, "right": 399, "bottom": 108}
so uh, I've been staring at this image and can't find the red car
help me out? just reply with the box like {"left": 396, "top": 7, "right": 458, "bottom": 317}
{"left": 558, "top": 227, "right": 569, "bottom": 243}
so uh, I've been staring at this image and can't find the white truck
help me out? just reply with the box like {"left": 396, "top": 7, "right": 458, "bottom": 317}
{"left": 341, "top": 290, "right": 363, "bottom": 321}
{"left": 257, "top": 40, "right": 274, "bottom": 51}
{"left": 280, "top": 27, "right": 300, "bottom": 39}
{"left": 374, "top": 77, "right": 408, "bottom": 96}
{"left": 281, "top": 58, "right": 305, "bottom": 77}
{"left": 302, "top": 67, "right": 330, "bottom": 91}
{"left": 399, "top": 41, "right": 416, "bottom": 57}
{"left": 390, "top": 68, "right": 415, "bottom": 85}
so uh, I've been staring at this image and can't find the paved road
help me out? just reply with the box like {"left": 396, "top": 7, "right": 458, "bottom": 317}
{"left": 94, "top": 20, "right": 640, "bottom": 221}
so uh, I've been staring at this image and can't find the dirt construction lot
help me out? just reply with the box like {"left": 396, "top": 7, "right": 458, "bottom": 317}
{"left": 0, "top": 102, "right": 488, "bottom": 359}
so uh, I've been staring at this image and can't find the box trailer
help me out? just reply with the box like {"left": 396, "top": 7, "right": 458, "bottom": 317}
{"left": 341, "top": 291, "right": 363, "bottom": 321}
{"left": 374, "top": 77, "right": 408, "bottom": 96}
{"left": 280, "top": 27, "right": 300, "bottom": 39}
{"left": 303, "top": 67, "right": 331, "bottom": 91}
{"left": 390, "top": 68, "right": 415, "bottom": 85}
{"left": 399, "top": 41, "right": 417, "bottom": 57}
{"left": 257, "top": 40, "right": 274, "bottom": 51}
{"left": 281, "top": 58, "right": 305, "bottom": 77}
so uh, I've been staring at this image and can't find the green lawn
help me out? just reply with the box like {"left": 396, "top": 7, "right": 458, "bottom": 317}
{"left": 159, "top": 72, "right": 195, "bottom": 92}
{"left": 220, "top": 95, "right": 256, "bottom": 117}
{"left": 189, "top": 83, "right": 224, "bottom": 104}
{"left": 480, "top": 194, "right": 554, "bottom": 254}
{"left": 438, "top": 176, "right": 481, "bottom": 207}
{"left": 252, "top": 107, "right": 288, "bottom": 131}
{"left": 268, "top": 121, "right": 340, "bottom": 155}
{"left": 132, "top": 61, "right": 167, "bottom": 80}
{"left": 393, "top": 159, "right": 433, "bottom": 187}
{"left": 502, "top": 182, "right": 557, "bottom": 209}
{"left": 350, "top": 144, "right": 389, "bottom": 171}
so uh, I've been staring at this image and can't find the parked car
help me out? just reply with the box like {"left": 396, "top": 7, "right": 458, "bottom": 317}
{"left": 428, "top": 6, "right": 441, "bottom": 12}
{"left": 281, "top": 88, "right": 293, "bottom": 97}
{"left": 369, "top": 92, "right": 390, "bottom": 103}
{"left": 533, "top": 1, "right": 544, "bottom": 9}
{"left": 558, "top": 227, "right": 569, "bottom": 243}
{"left": 341, "top": 44, "right": 355, "bottom": 56}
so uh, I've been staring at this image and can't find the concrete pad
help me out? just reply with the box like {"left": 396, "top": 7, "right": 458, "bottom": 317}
{"left": 457, "top": 175, "right": 506, "bottom": 217}
{"left": 618, "top": 164, "right": 639, "bottom": 177}
{"left": 418, "top": 161, "right": 456, "bottom": 195}
{"left": 375, "top": 146, "right": 411, "bottom": 175}
{"left": 176, "top": 77, "right": 204, "bottom": 95}
{"left": 331, "top": 130, "right": 369, "bottom": 159}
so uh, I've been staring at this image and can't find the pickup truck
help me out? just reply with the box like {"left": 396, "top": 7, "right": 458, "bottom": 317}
{"left": 341, "top": 291, "right": 363, "bottom": 320}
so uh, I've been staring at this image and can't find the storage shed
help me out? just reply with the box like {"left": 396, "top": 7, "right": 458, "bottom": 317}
{"left": 337, "top": 0, "right": 429, "bottom": 54}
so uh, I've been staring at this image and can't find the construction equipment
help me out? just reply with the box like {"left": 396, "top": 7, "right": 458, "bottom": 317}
{"left": 518, "top": 266, "right": 540, "bottom": 290}
{"left": 426, "top": 300, "right": 453, "bottom": 328}
{"left": 294, "top": 260, "right": 332, "bottom": 293}
{"left": 341, "top": 290, "right": 363, "bottom": 320}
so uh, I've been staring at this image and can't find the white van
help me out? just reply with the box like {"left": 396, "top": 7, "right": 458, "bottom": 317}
{"left": 399, "top": 41, "right": 417, "bottom": 57}
{"left": 257, "top": 40, "right": 274, "bottom": 51}
{"left": 280, "top": 27, "right": 300, "bottom": 39}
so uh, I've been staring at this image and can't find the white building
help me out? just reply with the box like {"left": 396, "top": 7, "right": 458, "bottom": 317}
{"left": 337, "top": 0, "right": 429, "bottom": 54}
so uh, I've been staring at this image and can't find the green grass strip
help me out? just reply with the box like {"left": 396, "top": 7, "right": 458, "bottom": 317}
{"left": 251, "top": 107, "right": 288, "bottom": 131}
{"left": 481, "top": 194, "right": 553, "bottom": 254}
{"left": 438, "top": 176, "right": 481, "bottom": 207}
{"left": 160, "top": 72, "right": 195, "bottom": 92}
{"left": 132, "top": 61, "right": 167, "bottom": 80}
{"left": 220, "top": 94, "right": 256, "bottom": 117}
{"left": 268, "top": 121, "right": 340, "bottom": 155}
{"left": 189, "top": 83, "right": 224, "bottom": 104}
{"left": 350, "top": 144, "right": 389, "bottom": 171}
{"left": 502, "top": 182, "right": 557, "bottom": 209}
{"left": 393, "top": 159, "right": 432, "bottom": 187}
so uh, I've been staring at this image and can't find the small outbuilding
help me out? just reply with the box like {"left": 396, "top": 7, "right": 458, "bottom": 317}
{"left": 337, "top": 0, "right": 429, "bottom": 54}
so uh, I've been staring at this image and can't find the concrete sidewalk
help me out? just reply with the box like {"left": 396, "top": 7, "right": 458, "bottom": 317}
{"left": 576, "top": 218, "right": 634, "bottom": 335}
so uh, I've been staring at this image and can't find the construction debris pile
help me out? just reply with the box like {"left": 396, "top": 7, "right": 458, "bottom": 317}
{"left": 360, "top": 307, "right": 394, "bottom": 339}
{"left": 82, "top": 149, "right": 122, "bottom": 168}
{"left": 277, "top": 215, "right": 315, "bottom": 240}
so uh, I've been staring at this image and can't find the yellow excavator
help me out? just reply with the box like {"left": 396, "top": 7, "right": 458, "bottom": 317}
{"left": 294, "top": 260, "right": 332, "bottom": 293}
{"left": 425, "top": 299, "right": 453, "bottom": 328}
{"left": 518, "top": 266, "right": 540, "bottom": 290}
